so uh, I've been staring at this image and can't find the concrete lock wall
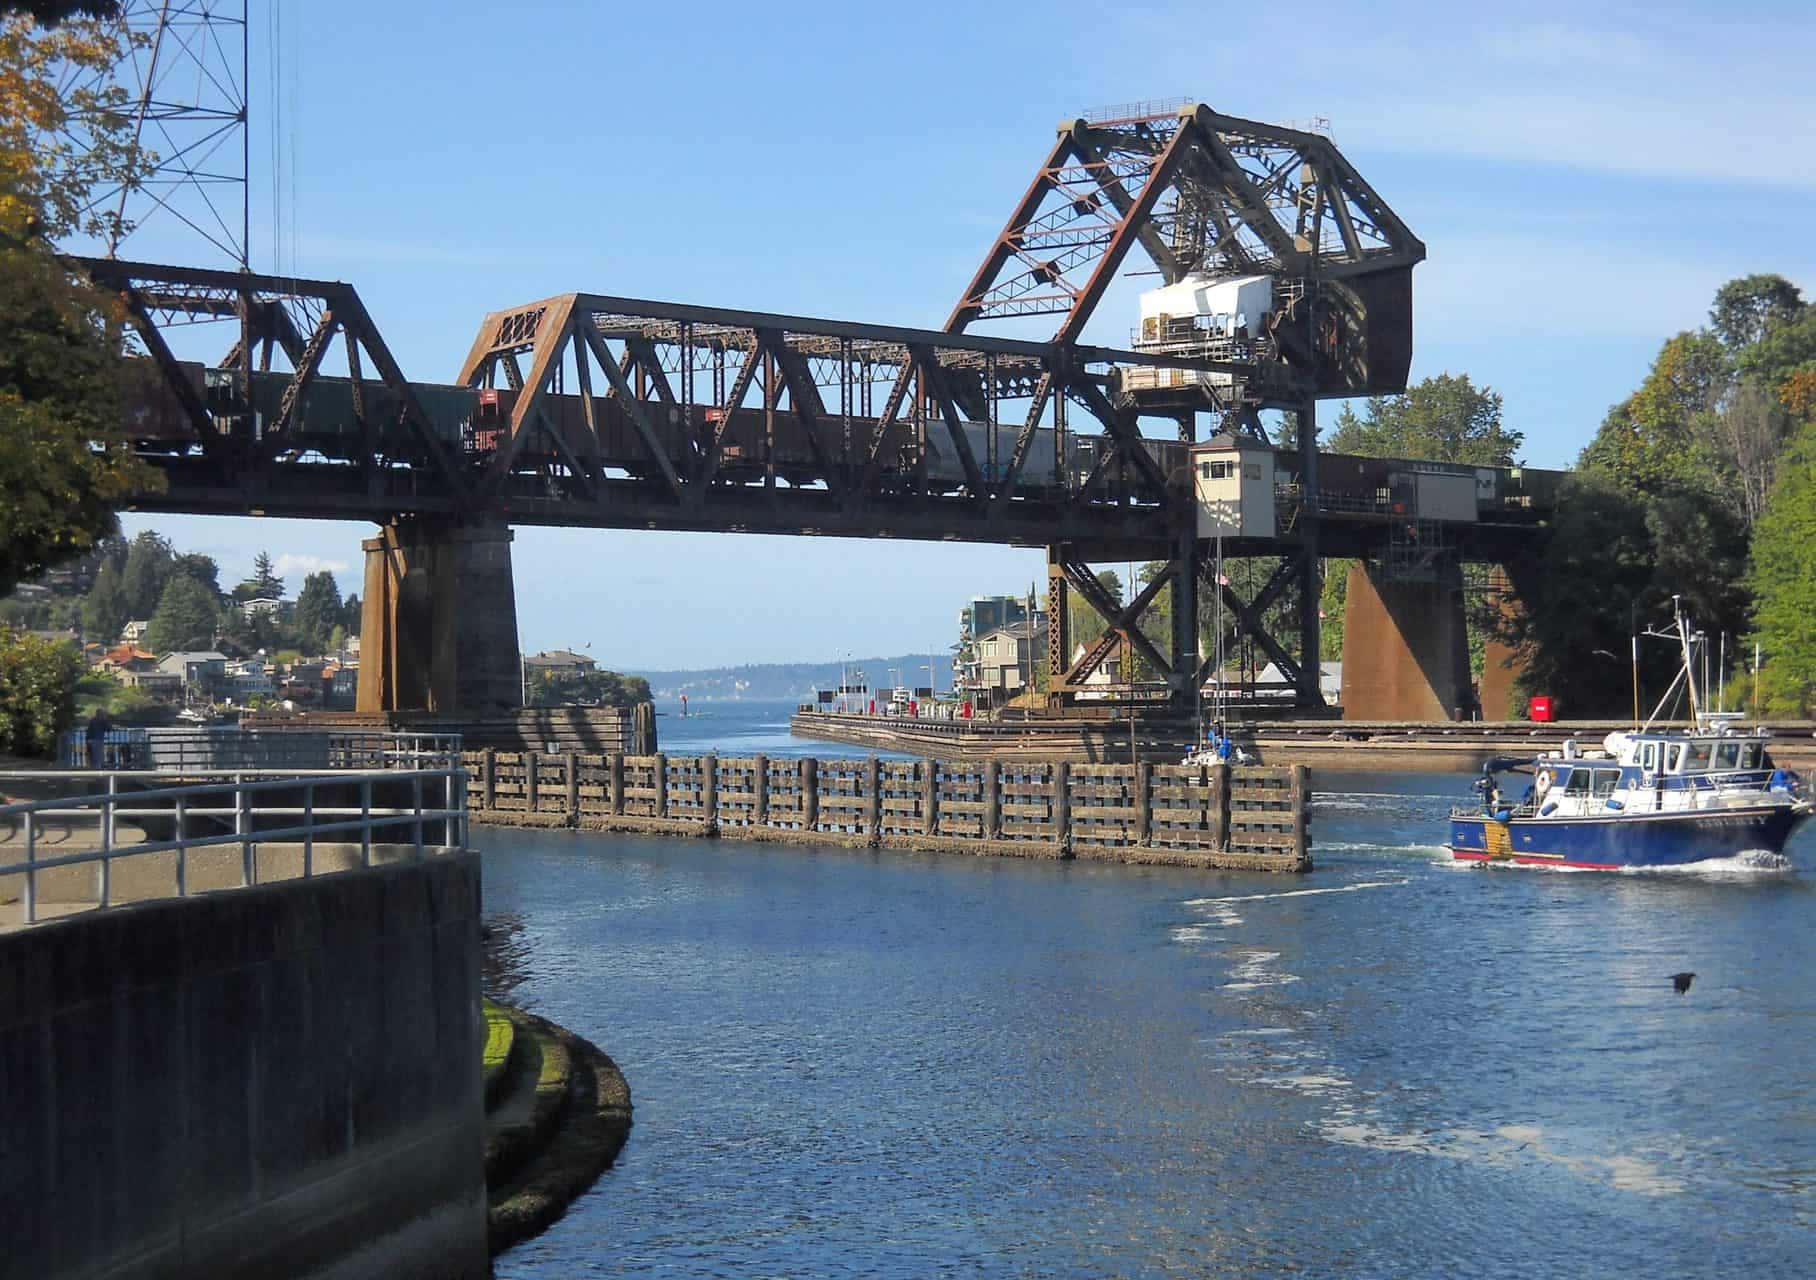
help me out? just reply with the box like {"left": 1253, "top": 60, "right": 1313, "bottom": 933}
{"left": 0, "top": 853, "right": 488, "bottom": 1280}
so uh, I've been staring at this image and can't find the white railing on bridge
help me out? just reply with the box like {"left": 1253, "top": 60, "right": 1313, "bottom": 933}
{"left": 61, "top": 727, "right": 462, "bottom": 773}
{"left": 0, "top": 765, "right": 467, "bottom": 927}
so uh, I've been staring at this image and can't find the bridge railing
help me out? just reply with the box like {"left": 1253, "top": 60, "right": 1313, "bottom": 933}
{"left": 0, "top": 766, "right": 467, "bottom": 927}
{"left": 59, "top": 728, "right": 463, "bottom": 772}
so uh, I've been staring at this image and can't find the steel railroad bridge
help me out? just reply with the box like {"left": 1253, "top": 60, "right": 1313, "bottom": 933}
{"left": 90, "top": 104, "right": 1559, "bottom": 719}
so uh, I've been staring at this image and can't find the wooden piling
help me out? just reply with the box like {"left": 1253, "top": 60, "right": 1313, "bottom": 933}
{"left": 984, "top": 760, "right": 1001, "bottom": 840}
{"left": 1209, "top": 762, "right": 1230, "bottom": 850}
{"left": 482, "top": 748, "right": 496, "bottom": 811}
{"left": 565, "top": 752, "right": 579, "bottom": 818}
{"left": 801, "top": 757, "right": 819, "bottom": 829}
{"left": 609, "top": 753, "right": 625, "bottom": 815}
{"left": 921, "top": 758, "right": 939, "bottom": 836}
{"left": 654, "top": 753, "right": 668, "bottom": 818}
{"left": 1053, "top": 760, "right": 1070, "bottom": 854}
{"left": 865, "top": 757, "right": 882, "bottom": 839}
{"left": 703, "top": 754, "right": 718, "bottom": 829}
{"left": 526, "top": 750, "right": 539, "bottom": 813}
{"left": 1134, "top": 760, "right": 1152, "bottom": 846}
{"left": 753, "top": 754, "right": 769, "bottom": 826}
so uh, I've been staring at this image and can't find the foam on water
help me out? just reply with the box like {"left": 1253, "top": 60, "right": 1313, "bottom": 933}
{"left": 1184, "top": 878, "right": 1405, "bottom": 907}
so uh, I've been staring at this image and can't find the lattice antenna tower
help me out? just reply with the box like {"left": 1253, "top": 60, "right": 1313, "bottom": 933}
{"left": 75, "top": 1, "right": 252, "bottom": 270}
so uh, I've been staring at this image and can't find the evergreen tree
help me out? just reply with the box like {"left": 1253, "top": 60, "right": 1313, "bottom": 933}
{"left": 81, "top": 556, "right": 127, "bottom": 641}
{"left": 145, "top": 574, "right": 218, "bottom": 652}
{"left": 172, "top": 552, "right": 220, "bottom": 595}
{"left": 119, "top": 530, "right": 173, "bottom": 619}
{"left": 293, "top": 570, "right": 341, "bottom": 652}
{"left": 236, "top": 550, "right": 284, "bottom": 601}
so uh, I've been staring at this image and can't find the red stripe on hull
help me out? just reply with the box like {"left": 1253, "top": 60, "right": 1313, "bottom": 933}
{"left": 1448, "top": 848, "right": 1620, "bottom": 871}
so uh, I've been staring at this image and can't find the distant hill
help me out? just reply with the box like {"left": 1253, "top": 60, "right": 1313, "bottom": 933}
{"left": 628, "top": 653, "right": 954, "bottom": 702}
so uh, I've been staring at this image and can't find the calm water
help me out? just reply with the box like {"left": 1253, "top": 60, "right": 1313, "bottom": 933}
{"left": 655, "top": 696, "right": 915, "bottom": 759}
{"left": 485, "top": 704, "right": 1816, "bottom": 1277}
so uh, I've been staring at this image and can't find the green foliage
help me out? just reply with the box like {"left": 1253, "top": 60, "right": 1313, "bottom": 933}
{"left": 1711, "top": 274, "right": 1803, "bottom": 353}
{"left": 293, "top": 570, "right": 342, "bottom": 651}
{"left": 1327, "top": 373, "right": 1522, "bottom": 466}
{"left": 1066, "top": 569, "right": 1124, "bottom": 660}
{"left": 120, "top": 529, "right": 173, "bottom": 618}
{"left": 0, "top": 249, "right": 150, "bottom": 597}
{"left": 234, "top": 550, "right": 283, "bottom": 601}
{"left": 81, "top": 554, "right": 127, "bottom": 639}
{"left": 529, "top": 668, "right": 653, "bottom": 709}
{"left": 145, "top": 573, "right": 217, "bottom": 652}
{"left": 1747, "top": 419, "right": 1816, "bottom": 715}
{"left": 0, "top": 624, "right": 79, "bottom": 757}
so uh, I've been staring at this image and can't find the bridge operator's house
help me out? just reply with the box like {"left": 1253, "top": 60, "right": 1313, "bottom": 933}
{"left": 1191, "top": 435, "right": 1277, "bottom": 539}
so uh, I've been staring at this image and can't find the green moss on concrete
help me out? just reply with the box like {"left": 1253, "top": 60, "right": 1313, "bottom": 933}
{"left": 482, "top": 1001, "right": 515, "bottom": 1108}
{"left": 486, "top": 1013, "right": 632, "bottom": 1257}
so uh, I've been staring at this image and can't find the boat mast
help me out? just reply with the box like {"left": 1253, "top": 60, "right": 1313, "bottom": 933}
{"left": 1674, "top": 595, "right": 1701, "bottom": 723}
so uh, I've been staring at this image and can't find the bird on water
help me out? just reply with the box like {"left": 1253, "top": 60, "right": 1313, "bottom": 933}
{"left": 1671, "top": 972, "right": 1696, "bottom": 994}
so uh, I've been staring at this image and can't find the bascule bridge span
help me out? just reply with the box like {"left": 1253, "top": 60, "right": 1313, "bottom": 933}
{"left": 87, "top": 104, "right": 1561, "bottom": 720}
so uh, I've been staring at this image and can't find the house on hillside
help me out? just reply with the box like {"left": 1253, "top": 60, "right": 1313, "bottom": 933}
{"left": 239, "top": 596, "right": 286, "bottom": 620}
{"left": 156, "top": 651, "right": 228, "bottom": 698}
{"left": 524, "top": 650, "right": 596, "bottom": 680}
{"left": 120, "top": 619, "right": 151, "bottom": 646}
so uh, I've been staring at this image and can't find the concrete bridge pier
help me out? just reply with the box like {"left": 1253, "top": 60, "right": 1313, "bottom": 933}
{"left": 1476, "top": 565, "right": 1531, "bottom": 721}
{"left": 1339, "top": 558, "right": 1472, "bottom": 721}
{"left": 357, "top": 520, "right": 522, "bottom": 711}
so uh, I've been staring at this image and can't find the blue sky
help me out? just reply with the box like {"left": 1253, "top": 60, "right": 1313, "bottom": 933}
{"left": 114, "top": 0, "right": 1816, "bottom": 669}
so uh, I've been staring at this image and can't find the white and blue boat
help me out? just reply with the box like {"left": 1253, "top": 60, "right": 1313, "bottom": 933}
{"left": 1449, "top": 601, "right": 1810, "bottom": 870}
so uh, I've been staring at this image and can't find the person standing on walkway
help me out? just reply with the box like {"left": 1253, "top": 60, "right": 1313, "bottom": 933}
{"left": 85, "top": 708, "right": 112, "bottom": 769}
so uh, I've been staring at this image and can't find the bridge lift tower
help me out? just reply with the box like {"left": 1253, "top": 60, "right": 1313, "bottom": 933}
{"left": 948, "top": 101, "right": 1426, "bottom": 710}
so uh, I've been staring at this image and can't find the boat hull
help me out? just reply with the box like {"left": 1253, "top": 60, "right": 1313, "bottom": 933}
{"left": 1449, "top": 805, "right": 1807, "bottom": 870}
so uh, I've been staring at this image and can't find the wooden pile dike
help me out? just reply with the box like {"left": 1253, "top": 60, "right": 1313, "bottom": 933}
{"left": 465, "top": 751, "right": 1311, "bottom": 873}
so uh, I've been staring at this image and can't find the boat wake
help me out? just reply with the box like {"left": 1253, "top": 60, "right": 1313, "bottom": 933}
{"left": 1623, "top": 849, "right": 1794, "bottom": 876}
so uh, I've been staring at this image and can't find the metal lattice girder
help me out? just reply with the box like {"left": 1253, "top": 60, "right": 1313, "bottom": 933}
{"left": 947, "top": 103, "right": 1427, "bottom": 404}
{"left": 454, "top": 290, "right": 1236, "bottom": 510}
{"left": 77, "top": 256, "right": 469, "bottom": 501}
{"left": 1059, "top": 559, "right": 1175, "bottom": 687}
{"left": 1196, "top": 554, "right": 1307, "bottom": 691}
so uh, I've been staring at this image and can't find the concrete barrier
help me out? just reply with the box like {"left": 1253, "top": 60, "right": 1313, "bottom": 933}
{"left": 0, "top": 851, "right": 487, "bottom": 1279}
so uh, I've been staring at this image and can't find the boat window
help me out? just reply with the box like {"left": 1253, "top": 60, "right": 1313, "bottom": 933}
{"left": 1740, "top": 743, "right": 1761, "bottom": 770}
{"left": 1665, "top": 743, "right": 1684, "bottom": 772}
{"left": 1564, "top": 768, "right": 1592, "bottom": 795}
{"left": 1641, "top": 742, "right": 1658, "bottom": 770}
{"left": 1593, "top": 769, "right": 1620, "bottom": 796}
{"left": 1684, "top": 740, "right": 1712, "bottom": 771}
{"left": 1714, "top": 742, "right": 1740, "bottom": 771}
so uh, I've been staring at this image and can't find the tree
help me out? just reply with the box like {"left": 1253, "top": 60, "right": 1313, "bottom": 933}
{"left": 172, "top": 551, "right": 219, "bottom": 594}
{"left": 1067, "top": 569, "right": 1123, "bottom": 658}
{"left": 81, "top": 554, "right": 126, "bottom": 639}
{"left": 1748, "top": 419, "right": 1816, "bottom": 715}
{"left": 239, "top": 548, "right": 285, "bottom": 599}
{"left": 1711, "top": 274, "right": 1803, "bottom": 352}
{"left": 119, "top": 528, "right": 172, "bottom": 618}
{"left": 293, "top": 570, "right": 342, "bottom": 652}
{"left": 1326, "top": 373, "right": 1521, "bottom": 466}
{"left": 0, "top": 624, "right": 80, "bottom": 758}
{"left": 0, "top": 11, "right": 154, "bottom": 597}
{"left": 342, "top": 593, "right": 362, "bottom": 635}
{"left": 145, "top": 573, "right": 217, "bottom": 652}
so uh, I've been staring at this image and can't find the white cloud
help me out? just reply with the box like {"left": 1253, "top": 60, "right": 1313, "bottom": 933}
{"left": 1117, "top": 7, "right": 1816, "bottom": 189}
{"left": 272, "top": 554, "right": 351, "bottom": 583}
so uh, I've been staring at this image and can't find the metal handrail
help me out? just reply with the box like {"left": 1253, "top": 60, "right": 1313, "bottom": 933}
{"left": 59, "top": 728, "right": 464, "bottom": 772}
{"left": 0, "top": 766, "right": 467, "bottom": 926}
